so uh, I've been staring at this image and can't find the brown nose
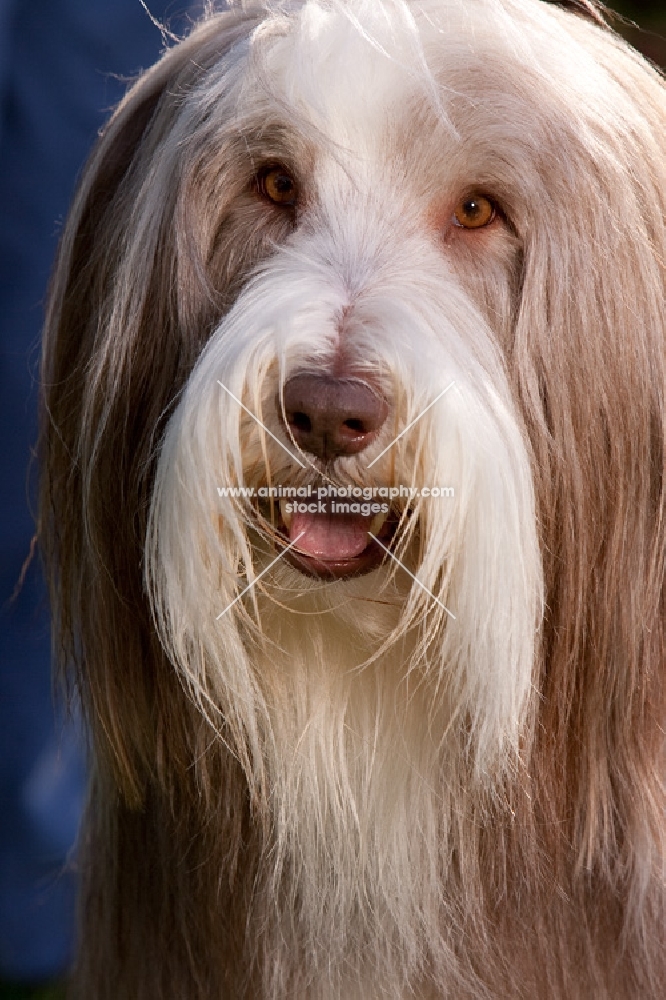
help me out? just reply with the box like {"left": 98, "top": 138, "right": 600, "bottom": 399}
{"left": 281, "top": 375, "right": 388, "bottom": 461}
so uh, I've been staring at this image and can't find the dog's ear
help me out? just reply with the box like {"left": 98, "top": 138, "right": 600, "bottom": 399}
{"left": 40, "top": 10, "right": 261, "bottom": 805}
{"left": 46, "top": 7, "right": 262, "bottom": 382}
{"left": 512, "top": 30, "right": 666, "bottom": 865}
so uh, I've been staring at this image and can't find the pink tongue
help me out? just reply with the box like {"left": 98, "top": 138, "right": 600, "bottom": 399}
{"left": 290, "top": 511, "right": 372, "bottom": 560}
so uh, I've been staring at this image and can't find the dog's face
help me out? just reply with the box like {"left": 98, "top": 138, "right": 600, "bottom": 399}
{"left": 140, "top": 0, "right": 564, "bottom": 770}
{"left": 42, "top": 0, "right": 666, "bottom": 952}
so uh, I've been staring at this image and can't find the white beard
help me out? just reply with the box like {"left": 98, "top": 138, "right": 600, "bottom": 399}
{"left": 146, "top": 214, "right": 542, "bottom": 993}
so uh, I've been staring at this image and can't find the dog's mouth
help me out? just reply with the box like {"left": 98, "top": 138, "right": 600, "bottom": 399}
{"left": 257, "top": 498, "right": 401, "bottom": 579}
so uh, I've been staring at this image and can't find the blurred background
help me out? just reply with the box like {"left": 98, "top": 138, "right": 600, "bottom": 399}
{"left": 0, "top": 4, "right": 202, "bottom": 999}
{"left": 0, "top": 2, "right": 664, "bottom": 999}
{"left": 611, "top": 0, "right": 666, "bottom": 63}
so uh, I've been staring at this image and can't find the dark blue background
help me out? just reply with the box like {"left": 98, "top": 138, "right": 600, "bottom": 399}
{"left": 0, "top": 0, "right": 201, "bottom": 981}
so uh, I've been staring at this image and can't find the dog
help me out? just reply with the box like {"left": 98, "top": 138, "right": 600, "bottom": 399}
{"left": 40, "top": 1, "right": 666, "bottom": 997}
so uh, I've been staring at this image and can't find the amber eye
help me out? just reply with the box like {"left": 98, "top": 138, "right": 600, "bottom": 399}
{"left": 453, "top": 194, "right": 496, "bottom": 229}
{"left": 256, "top": 165, "right": 298, "bottom": 206}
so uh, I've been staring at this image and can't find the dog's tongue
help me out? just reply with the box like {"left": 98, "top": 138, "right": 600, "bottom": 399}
{"left": 290, "top": 511, "right": 371, "bottom": 560}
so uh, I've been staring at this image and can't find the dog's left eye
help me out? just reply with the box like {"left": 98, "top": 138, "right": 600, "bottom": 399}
{"left": 256, "top": 165, "right": 298, "bottom": 207}
{"left": 453, "top": 194, "right": 496, "bottom": 229}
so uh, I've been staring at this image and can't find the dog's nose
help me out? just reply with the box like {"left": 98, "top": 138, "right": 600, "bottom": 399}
{"left": 282, "top": 375, "right": 388, "bottom": 460}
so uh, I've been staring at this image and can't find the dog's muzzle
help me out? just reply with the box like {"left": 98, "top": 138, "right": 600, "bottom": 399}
{"left": 272, "top": 374, "right": 400, "bottom": 578}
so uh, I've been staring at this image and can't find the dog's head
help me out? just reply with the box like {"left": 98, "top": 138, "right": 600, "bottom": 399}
{"left": 41, "top": 0, "right": 666, "bottom": 832}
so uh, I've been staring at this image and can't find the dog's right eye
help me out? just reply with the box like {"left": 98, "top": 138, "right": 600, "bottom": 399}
{"left": 453, "top": 193, "right": 496, "bottom": 230}
{"left": 256, "top": 165, "right": 298, "bottom": 207}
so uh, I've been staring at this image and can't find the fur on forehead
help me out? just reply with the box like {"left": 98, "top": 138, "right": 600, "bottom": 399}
{"left": 139, "top": 0, "right": 664, "bottom": 243}
{"left": 198, "top": 0, "right": 646, "bottom": 138}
